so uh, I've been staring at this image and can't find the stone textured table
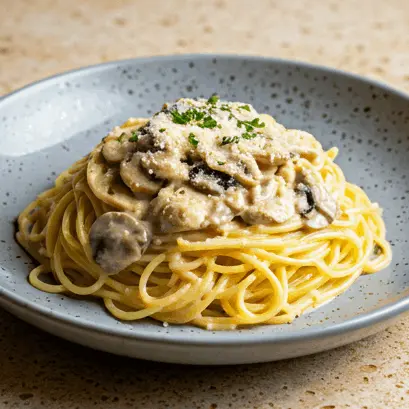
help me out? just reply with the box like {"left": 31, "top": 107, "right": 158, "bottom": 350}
{"left": 1, "top": 1, "right": 409, "bottom": 408}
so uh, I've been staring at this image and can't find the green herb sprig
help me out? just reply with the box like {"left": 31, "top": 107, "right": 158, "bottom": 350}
{"left": 238, "top": 105, "right": 251, "bottom": 112}
{"left": 188, "top": 133, "right": 199, "bottom": 147}
{"left": 242, "top": 132, "right": 258, "bottom": 140}
{"left": 207, "top": 95, "right": 220, "bottom": 105}
{"left": 199, "top": 116, "right": 217, "bottom": 129}
{"left": 129, "top": 130, "right": 139, "bottom": 142}
{"left": 220, "top": 136, "right": 239, "bottom": 146}
{"left": 171, "top": 109, "right": 205, "bottom": 125}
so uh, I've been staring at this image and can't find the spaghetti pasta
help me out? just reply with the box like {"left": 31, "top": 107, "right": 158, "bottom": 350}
{"left": 16, "top": 100, "right": 391, "bottom": 330}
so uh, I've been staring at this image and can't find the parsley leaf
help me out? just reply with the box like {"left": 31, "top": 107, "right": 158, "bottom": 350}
{"left": 171, "top": 110, "right": 190, "bottom": 124}
{"left": 238, "top": 105, "right": 251, "bottom": 112}
{"left": 193, "top": 110, "right": 205, "bottom": 121}
{"left": 242, "top": 132, "right": 258, "bottom": 140}
{"left": 217, "top": 161, "right": 225, "bottom": 165}
{"left": 237, "top": 117, "right": 265, "bottom": 132}
{"left": 199, "top": 116, "right": 217, "bottom": 129}
{"left": 239, "top": 121, "right": 254, "bottom": 132}
{"left": 159, "top": 128, "right": 166, "bottom": 133}
{"left": 208, "top": 95, "right": 220, "bottom": 104}
{"left": 188, "top": 132, "right": 199, "bottom": 147}
{"left": 171, "top": 109, "right": 205, "bottom": 124}
{"left": 129, "top": 131, "right": 139, "bottom": 142}
{"left": 118, "top": 132, "right": 126, "bottom": 143}
{"left": 250, "top": 117, "right": 265, "bottom": 128}
{"left": 220, "top": 136, "right": 239, "bottom": 146}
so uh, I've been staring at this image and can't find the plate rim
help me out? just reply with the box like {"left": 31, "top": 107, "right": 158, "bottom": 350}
{"left": 0, "top": 53, "right": 407, "bottom": 346}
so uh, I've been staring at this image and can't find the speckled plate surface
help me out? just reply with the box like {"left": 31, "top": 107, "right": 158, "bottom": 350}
{"left": 0, "top": 55, "right": 407, "bottom": 365}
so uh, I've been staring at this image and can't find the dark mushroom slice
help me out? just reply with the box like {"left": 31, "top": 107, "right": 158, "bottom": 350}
{"left": 295, "top": 182, "right": 338, "bottom": 229}
{"left": 295, "top": 183, "right": 316, "bottom": 215}
{"left": 201, "top": 150, "right": 261, "bottom": 187}
{"left": 89, "top": 212, "right": 152, "bottom": 275}
{"left": 189, "top": 163, "right": 239, "bottom": 195}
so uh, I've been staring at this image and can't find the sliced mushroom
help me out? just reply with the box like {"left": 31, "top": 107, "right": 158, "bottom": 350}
{"left": 140, "top": 150, "right": 189, "bottom": 181}
{"left": 87, "top": 146, "right": 149, "bottom": 218}
{"left": 189, "top": 163, "right": 239, "bottom": 195}
{"left": 134, "top": 133, "right": 156, "bottom": 153}
{"left": 295, "top": 182, "right": 338, "bottom": 229}
{"left": 215, "top": 151, "right": 261, "bottom": 187}
{"left": 240, "top": 185, "right": 295, "bottom": 224}
{"left": 150, "top": 184, "right": 235, "bottom": 233}
{"left": 310, "top": 184, "right": 338, "bottom": 221}
{"left": 295, "top": 183, "right": 315, "bottom": 215}
{"left": 102, "top": 139, "right": 136, "bottom": 163}
{"left": 120, "top": 152, "right": 163, "bottom": 195}
{"left": 89, "top": 212, "right": 152, "bottom": 274}
{"left": 102, "top": 119, "right": 150, "bottom": 162}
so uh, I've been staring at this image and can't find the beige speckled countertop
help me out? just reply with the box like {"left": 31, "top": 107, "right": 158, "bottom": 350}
{"left": 1, "top": 1, "right": 409, "bottom": 408}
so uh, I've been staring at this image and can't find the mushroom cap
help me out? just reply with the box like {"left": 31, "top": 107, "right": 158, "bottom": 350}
{"left": 120, "top": 152, "right": 163, "bottom": 195}
{"left": 89, "top": 212, "right": 152, "bottom": 274}
{"left": 87, "top": 145, "right": 149, "bottom": 218}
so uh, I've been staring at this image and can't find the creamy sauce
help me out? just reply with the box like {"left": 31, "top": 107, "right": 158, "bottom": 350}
{"left": 87, "top": 97, "right": 339, "bottom": 273}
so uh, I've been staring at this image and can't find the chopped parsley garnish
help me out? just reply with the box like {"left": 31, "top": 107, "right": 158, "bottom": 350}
{"left": 193, "top": 110, "right": 205, "bottom": 121}
{"left": 117, "top": 132, "right": 126, "bottom": 143}
{"left": 199, "top": 115, "right": 218, "bottom": 129}
{"left": 171, "top": 110, "right": 191, "bottom": 125}
{"left": 207, "top": 95, "right": 220, "bottom": 105}
{"left": 129, "top": 131, "right": 139, "bottom": 142}
{"left": 237, "top": 117, "right": 265, "bottom": 130}
{"left": 250, "top": 117, "right": 265, "bottom": 128}
{"left": 188, "top": 132, "right": 199, "bottom": 147}
{"left": 221, "top": 136, "right": 239, "bottom": 145}
{"left": 242, "top": 132, "right": 258, "bottom": 140}
{"left": 217, "top": 124, "right": 222, "bottom": 129}
{"left": 238, "top": 105, "right": 251, "bottom": 112}
{"left": 237, "top": 117, "right": 265, "bottom": 133}
{"left": 243, "top": 123, "right": 254, "bottom": 132}
{"left": 159, "top": 128, "right": 166, "bottom": 133}
{"left": 217, "top": 161, "right": 225, "bottom": 165}
{"left": 220, "top": 105, "right": 231, "bottom": 112}
{"left": 170, "top": 108, "right": 205, "bottom": 125}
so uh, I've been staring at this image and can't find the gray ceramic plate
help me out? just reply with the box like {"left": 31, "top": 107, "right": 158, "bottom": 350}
{"left": 0, "top": 55, "right": 407, "bottom": 365}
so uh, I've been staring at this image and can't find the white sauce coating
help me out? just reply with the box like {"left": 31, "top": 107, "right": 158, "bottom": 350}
{"left": 87, "top": 97, "right": 339, "bottom": 272}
